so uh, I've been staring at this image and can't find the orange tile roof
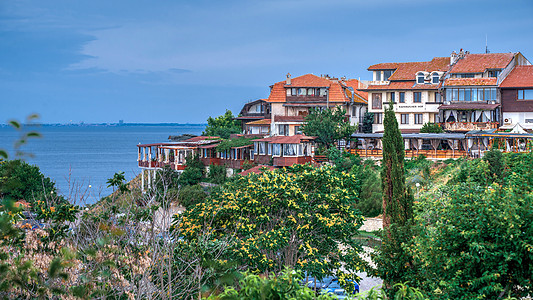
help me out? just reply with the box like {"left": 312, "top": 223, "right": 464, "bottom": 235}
{"left": 444, "top": 77, "right": 498, "bottom": 87}
{"left": 284, "top": 73, "right": 333, "bottom": 87}
{"left": 365, "top": 81, "right": 415, "bottom": 90}
{"left": 246, "top": 118, "right": 271, "bottom": 125}
{"left": 368, "top": 62, "right": 400, "bottom": 70}
{"left": 388, "top": 57, "right": 450, "bottom": 81}
{"left": 267, "top": 73, "right": 357, "bottom": 104}
{"left": 239, "top": 165, "right": 276, "bottom": 176}
{"left": 450, "top": 53, "right": 515, "bottom": 73}
{"left": 274, "top": 115, "right": 305, "bottom": 122}
{"left": 500, "top": 65, "right": 533, "bottom": 88}
{"left": 344, "top": 79, "right": 368, "bottom": 103}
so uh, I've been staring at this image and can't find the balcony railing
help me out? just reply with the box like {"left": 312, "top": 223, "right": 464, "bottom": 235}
{"left": 441, "top": 122, "right": 499, "bottom": 132}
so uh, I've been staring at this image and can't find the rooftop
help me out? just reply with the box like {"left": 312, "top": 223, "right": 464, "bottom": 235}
{"left": 500, "top": 65, "right": 533, "bottom": 88}
{"left": 450, "top": 53, "right": 515, "bottom": 73}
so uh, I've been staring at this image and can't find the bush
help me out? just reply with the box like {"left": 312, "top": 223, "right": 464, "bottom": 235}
{"left": 208, "top": 164, "right": 226, "bottom": 184}
{"left": 178, "top": 154, "right": 204, "bottom": 186}
{"left": 327, "top": 148, "right": 362, "bottom": 173}
{"left": 0, "top": 159, "right": 56, "bottom": 202}
{"left": 420, "top": 122, "right": 444, "bottom": 133}
{"left": 178, "top": 184, "right": 207, "bottom": 208}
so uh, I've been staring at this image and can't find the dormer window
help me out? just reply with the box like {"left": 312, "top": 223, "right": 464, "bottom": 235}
{"left": 432, "top": 73, "right": 440, "bottom": 84}
{"left": 383, "top": 70, "right": 393, "bottom": 80}
{"left": 417, "top": 72, "right": 425, "bottom": 84}
{"left": 488, "top": 70, "right": 501, "bottom": 78}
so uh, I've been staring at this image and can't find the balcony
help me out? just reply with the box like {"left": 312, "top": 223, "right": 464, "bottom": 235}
{"left": 441, "top": 122, "right": 499, "bottom": 132}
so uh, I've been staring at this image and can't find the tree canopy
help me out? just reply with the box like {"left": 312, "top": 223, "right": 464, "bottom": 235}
{"left": 0, "top": 159, "right": 56, "bottom": 202}
{"left": 302, "top": 107, "right": 356, "bottom": 149}
{"left": 420, "top": 122, "right": 444, "bottom": 133}
{"left": 177, "top": 164, "right": 366, "bottom": 281}
{"left": 203, "top": 110, "right": 242, "bottom": 139}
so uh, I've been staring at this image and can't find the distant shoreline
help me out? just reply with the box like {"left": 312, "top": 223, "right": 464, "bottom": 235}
{"left": 0, "top": 123, "right": 207, "bottom": 127}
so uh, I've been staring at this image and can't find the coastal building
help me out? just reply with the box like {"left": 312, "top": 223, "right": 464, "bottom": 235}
{"left": 252, "top": 135, "right": 316, "bottom": 167}
{"left": 236, "top": 99, "right": 271, "bottom": 135}
{"left": 439, "top": 51, "right": 531, "bottom": 132}
{"left": 499, "top": 65, "right": 533, "bottom": 130}
{"left": 362, "top": 57, "right": 450, "bottom": 133}
{"left": 265, "top": 73, "right": 368, "bottom": 136}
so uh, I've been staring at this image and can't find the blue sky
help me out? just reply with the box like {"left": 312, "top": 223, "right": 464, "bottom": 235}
{"left": 1, "top": 0, "right": 532, "bottom": 124}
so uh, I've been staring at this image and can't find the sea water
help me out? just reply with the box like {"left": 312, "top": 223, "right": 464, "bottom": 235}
{"left": 0, "top": 124, "right": 205, "bottom": 204}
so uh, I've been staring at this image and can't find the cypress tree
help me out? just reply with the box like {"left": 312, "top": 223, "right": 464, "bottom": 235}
{"left": 376, "top": 102, "right": 415, "bottom": 293}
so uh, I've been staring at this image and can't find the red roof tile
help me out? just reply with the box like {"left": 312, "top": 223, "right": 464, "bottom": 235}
{"left": 284, "top": 74, "right": 333, "bottom": 87}
{"left": 344, "top": 79, "right": 368, "bottom": 103}
{"left": 364, "top": 81, "right": 415, "bottom": 90}
{"left": 500, "top": 65, "right": 533, "bottom": 88}
{"left": 444, "top": 78, "right": 498, "bottom": 86}
{"left": 239, "top": 165, "right": 276, "bottom": 176}
{"left": 246, "top": 118, "right": 271, "bottom": 125}
{"left": 450, "top": 53, "right": 515, "bottom": 73}
{"left": 266, "top": 74, "right": 359, "bottom": 104}
{"left": 388, "top": 57, "right": 449, "bottom": 81}
{"left": 368, "top": 63, "right": 400, "bottom": 70}
{"left": 253, "top": 134, "right": 316, "bottom": 143}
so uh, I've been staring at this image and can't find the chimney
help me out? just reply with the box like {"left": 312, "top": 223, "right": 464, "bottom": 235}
{"left": 286, "top": 73, "right": 291, "bottom": 85}
{"left": 450, "top": 51, "right": 457, "bottom": 65}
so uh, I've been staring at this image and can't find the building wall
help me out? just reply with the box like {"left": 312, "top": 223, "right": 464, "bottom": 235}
{"left": 501, "top": 89, "right": 533, "bottom": 112}
{"left": 368, "top": 90, "right": 439, "bottom": 132}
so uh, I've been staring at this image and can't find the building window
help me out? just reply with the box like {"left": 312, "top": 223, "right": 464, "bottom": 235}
{"left": 372, "top": 93, "right": 382, "bottom": 109}
{"left": 456, "top": 74, "right": 475, "bottom": 78}
{"left": 352, "top": 105, "right": 357, "bottom": 116}
{"left": 375, "top": 71, "right": 382, "bottom": 81}
{"left": 307, "top": 88, "right": 315, "bottom": 96}
{"left": 295, "top": 126, "right": 301, "bottom": 134}
{"left": 518, "top": 89, "right": 533, "bottom": 100}
{"left": 283, "top": 144, "right": 298, "bottom": 156}
{"left": 417, "top": 73, "right": 425, "bottom": 84}
{"left": 291, "top": 88, "right": 297, "bottom": 96}
{"left": 383, "top": 70, "right": 393, "bottom": 80}
{"left": 414, "top": 92, "right": 422, "bottom": 103}
{"left": 298, "top": 88, "right": 307, "bottom": 96}
{"left": 435, "top": 92, "right": 441, "bottom": 102}
{"left": 399, "top": 92, "right": 405, "bottom": 103}
{"left": 488, "top": 70, "right": 500, "bottom": 77}
{"left": 278, "top": 124, "right": 289, "bottom": 136}
{"left": 374, "top": 113, "right": 383, "bottom": 124}
{"left": 432, "top": 73, "right": 440, "bottom": 84}
{"left": 446, "top": 88, "right": 497, "bottom": 102}
{"left": 388, "top": 92, "right": 395, "bottom": 103}
{"left": 320, "top": 88, "right": 328, "bottom": 96}
{"left": 414, "top": 114, "right": 423, "bottom": 124}
{"left": 401, "top": 114, "right": 409, "bottom": 124}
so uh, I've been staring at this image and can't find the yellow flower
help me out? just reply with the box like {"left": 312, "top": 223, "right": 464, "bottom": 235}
{"left": 50, "top": 207, "right": 56, "bottom": 212}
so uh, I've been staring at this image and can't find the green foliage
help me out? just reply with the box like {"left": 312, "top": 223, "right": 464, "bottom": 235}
{"left": 179, "top": 154, "right": 205, "bottom": 186}
{"left": 178, "top": 184, "right": 207, "bottom": 208}
{"left": 216, "top": 137, "right": 253, "bottom": 153}
{"left": 362, "top": 112, "right": 374, "bottom": 134}
{"left": 354, "top": 164, "right": 383, "bottom": 218}
{"left": 327, "top": 147, "right": 362, "bottom": 173}
{"left": 376, "top": 102, "right": 415, "bottom": 294}
{"left": 208, "top": 164, "right": 227, "bottom": 184}
{"left": 0, "top": 159, "right": 56, "bottom": 202}
{"left": 203, "top": 110, "right": 242, "bottom": 139}
{"left": 241, "top": 160, "right": 254, "bottom": 171}
{"left": 302, "top": 107, "right": 357, "bottom": 149}
{"left": 483, "top": 148, "right": 503, "bottom": 181}
{"left": 419, "top": 123, "right": 444, "bottom": 134}
{"left": 178, "top": 164, "right": 366, "bottom": 281}
{"left": 106, "top": 171, "right": 129, "bottom": 193}
{"left": 209, "top": 269, "right": 336, "bottom": 300}
{"left": 0, "top": 114, "right": 42, "bottom": 160}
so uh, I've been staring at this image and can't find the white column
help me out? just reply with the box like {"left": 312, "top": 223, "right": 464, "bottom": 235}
{"left": 147, "top": 169, "right": 151, "bottom": 190}
{"left": 141, "top": 170, "right": 145, "bottom": 193}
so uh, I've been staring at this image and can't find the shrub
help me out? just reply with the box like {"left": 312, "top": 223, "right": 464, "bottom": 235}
{"left": 178, "top": 184, "right": 207, "bottom": 208}
{"left": 208, "top": 164, "right": 226, "bottom": 184}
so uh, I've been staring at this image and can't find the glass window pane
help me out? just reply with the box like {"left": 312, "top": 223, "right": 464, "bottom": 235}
{"left": 459, "top": 89, "right": 464, "bottom": 101}
{"left": 485, "top": 89, "right": 491, "bottom": 101}
{"left": 452, "top": 89, "right": 458, "bottom": 101}
{"left": 446, "top": 89, "right": 452, "bottom": 101}
{"left": 478, "top": 89, "right": 484, "bottom": 101}
{"left": 472, "top": 88, "right": 478, "bottom": 101}
{"left": 525, "top": 90, "right": 533, "bottom": 100}
{"left": 465, "top": 89, "right": 471, "bottom": 101}
{"left": 491, "top": 88, "right": 497, "bottom": 101}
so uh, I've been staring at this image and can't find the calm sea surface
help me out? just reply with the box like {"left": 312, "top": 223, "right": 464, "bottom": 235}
{"left": 0, "top": 124, "right": 205, "bottom": 204}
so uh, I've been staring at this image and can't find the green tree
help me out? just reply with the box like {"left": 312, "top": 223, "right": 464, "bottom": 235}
{"left": 483, "top": 147, "right": 504, "bottom": 182}
{"left": 302, "top": 107, "right": 357, "bottom": 149}
{"left": 419, "top": 122, "right": 444, "bottom": 133}
{"left": 106, "top": 171, "right": 129, "bottom": 193}
{"left": 178, "top": 154, "right": 205, "bottom": 186}
{"left": 178, "top": 164, "right": 366, "bottom": 282}
{"left": 362, "top": 112, "right": 374, "bottom": 134}
{"left": 208, "top": 269, "right": 336, "bottom": 300}
{"left": 208, "top": 164, "right": 227, "bottom": 184}
{"left": 203, "top": 110, "right": 242, "bottom": 139}
{"left": 0, "top": 159, "right": 56, "bottom": 202}
{"left": 375, "top": 102, "right": 415, "bottom": 293}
